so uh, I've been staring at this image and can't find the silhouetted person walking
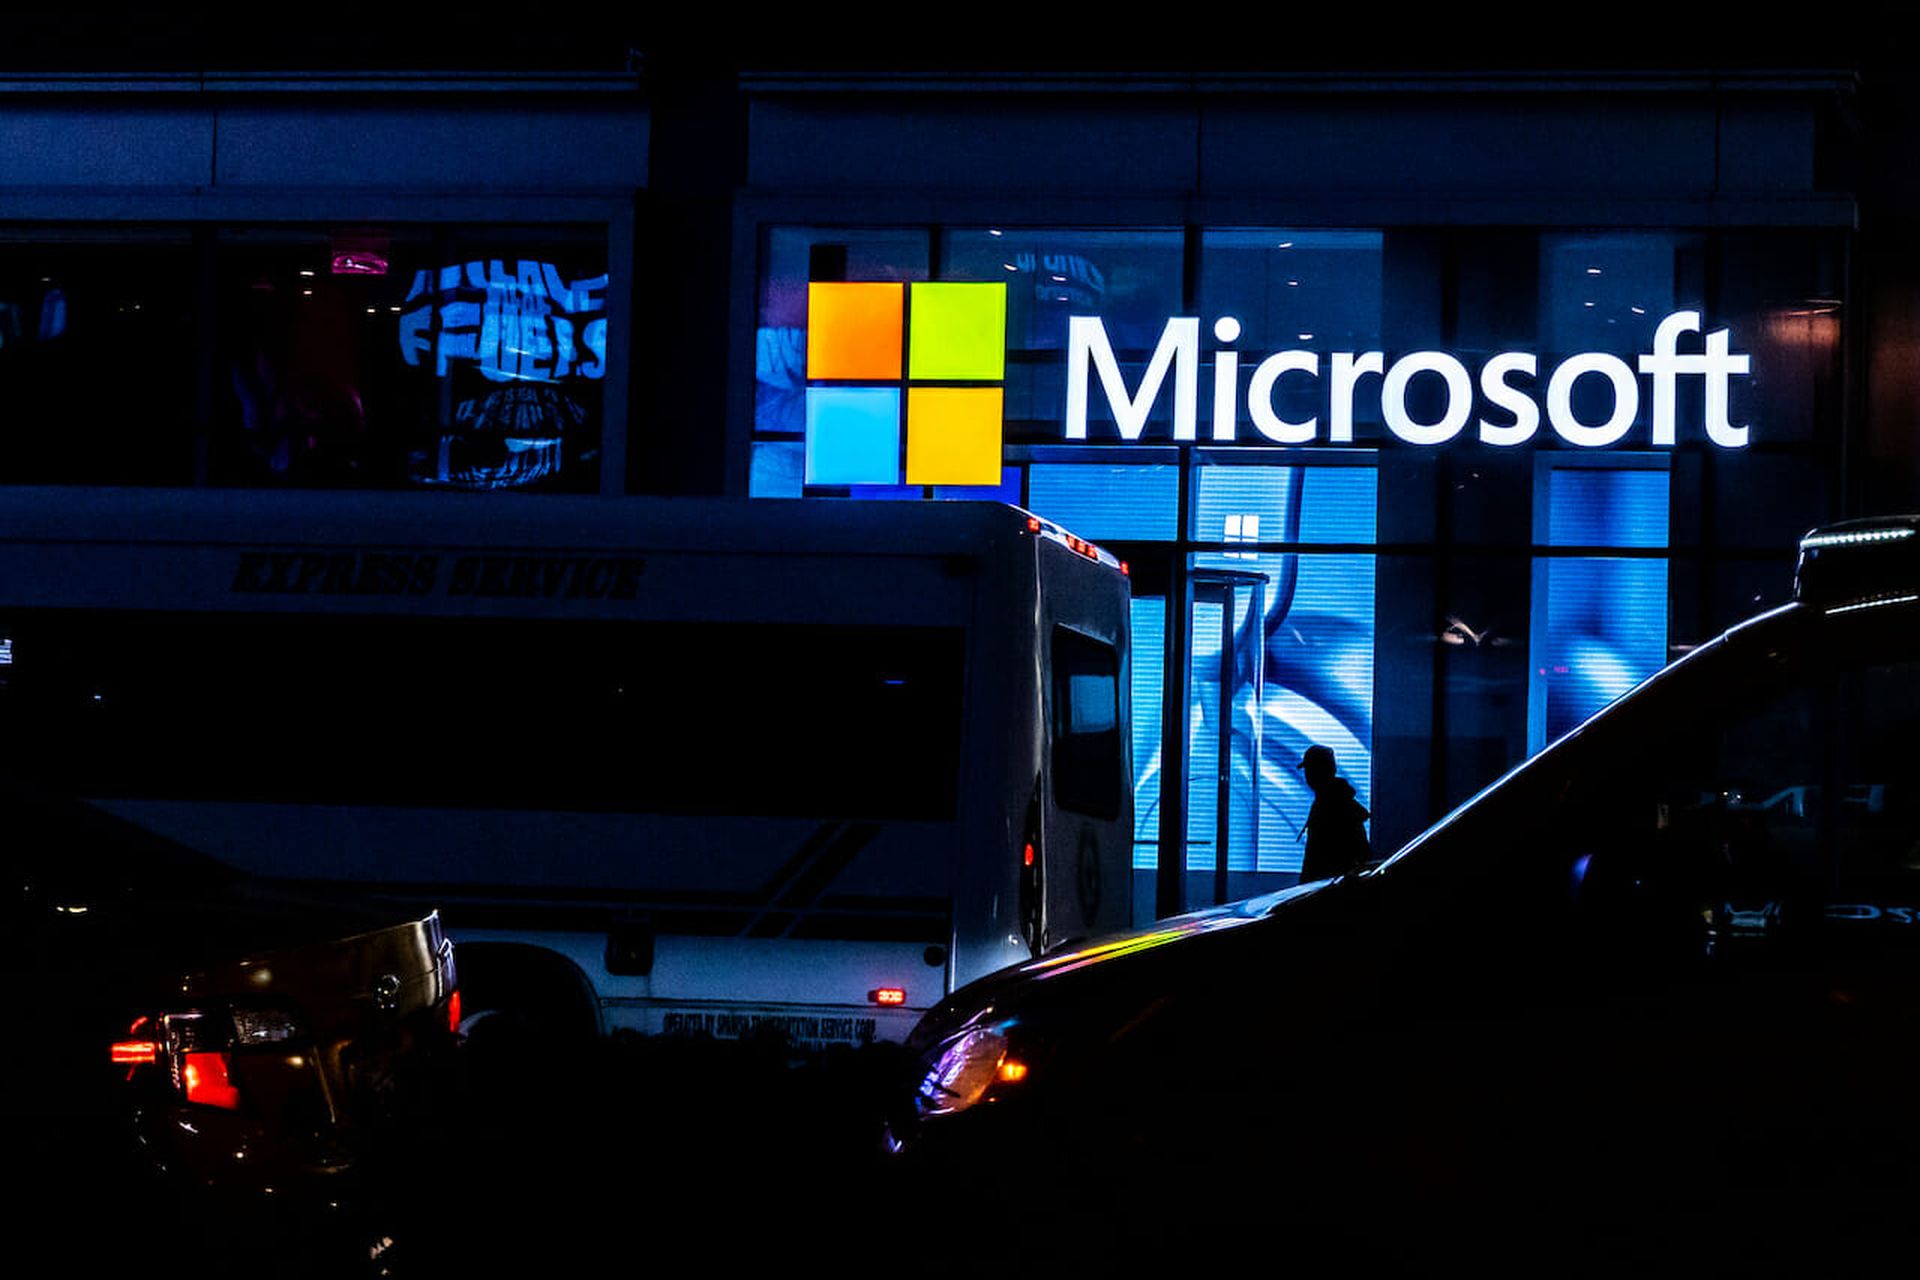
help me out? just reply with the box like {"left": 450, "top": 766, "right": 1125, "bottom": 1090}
{"left": 1299, "top": 744, "right": 1371, "bottom": 881}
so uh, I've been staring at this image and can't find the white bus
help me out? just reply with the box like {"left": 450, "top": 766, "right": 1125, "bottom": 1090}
{"left": 0, "top": 490, "right": 1132, "bottom": 1048}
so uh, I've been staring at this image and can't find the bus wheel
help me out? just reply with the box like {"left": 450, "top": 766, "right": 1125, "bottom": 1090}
{"left": 454, "top": 943, "right": 600, "bottom": 1063}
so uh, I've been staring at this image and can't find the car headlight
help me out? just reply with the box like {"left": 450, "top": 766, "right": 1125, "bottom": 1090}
{"left": 916, "top": 1021, "right": 1030, "bottom": 1118}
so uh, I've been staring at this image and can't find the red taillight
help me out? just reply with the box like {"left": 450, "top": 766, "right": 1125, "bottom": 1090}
{"left": 870, "top": 987, "right": 907, "bottom": 1006}
{"left": 447, "top": 989, "right": 462, "bottom": 1035}
{"left": 110, "top": 1040, "right": 157, "bottom": 1066}
{"left": 1023, "top": 842, "right": 1035, "bottom": 867}
{"left": 181, "top": 1052, "right": 241, "bottom": 1110}
{"left": 1120, "top": 561, "right": 1129, "bottom": 577}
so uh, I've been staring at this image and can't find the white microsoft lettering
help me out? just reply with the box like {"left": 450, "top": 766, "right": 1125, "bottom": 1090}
{"left": 1066, "top": 315, "right": 1197, "bottom": 441}
{"left": 1067, "top": 313, "right": 1752, "bottom": 448}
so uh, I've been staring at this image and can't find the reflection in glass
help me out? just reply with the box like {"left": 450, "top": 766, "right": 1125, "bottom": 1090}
{"left": 0, "top": 234, "right": 195, "bottom": 485}
{"left": 755, "top": 229, "right": 930, "bottom": 433}
{"left": 214, "top": 227, "right": 606, "bottom": 492}
{"left": 942, "top": 229, "right": 1183, "bottom": 355}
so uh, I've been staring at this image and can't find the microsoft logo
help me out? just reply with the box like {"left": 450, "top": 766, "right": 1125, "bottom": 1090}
{"left": 804, "top": 282, "right": 1007, "bottom": 486}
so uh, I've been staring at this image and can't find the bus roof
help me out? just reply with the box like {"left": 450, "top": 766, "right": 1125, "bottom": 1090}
{"left": 0, "top": 487, "right": 1113, "bottom": 564}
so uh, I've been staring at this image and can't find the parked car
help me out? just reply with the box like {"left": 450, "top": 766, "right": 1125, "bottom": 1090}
{"left": 6, "top": 778, "right": 458, "bottom": 1269}
{"left": 888, "top": 517, "right": 1920, "bottom": 1251}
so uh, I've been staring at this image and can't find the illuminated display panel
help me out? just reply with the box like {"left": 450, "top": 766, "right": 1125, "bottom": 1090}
{"left": 1529, "top": 462, "right": 1672, "bottom": 751}
{"left": 1026, "top": 463, "right": 1177, "bottom": 541}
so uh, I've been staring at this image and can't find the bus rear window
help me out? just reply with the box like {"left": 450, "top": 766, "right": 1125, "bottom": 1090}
{"left": 1052, "top": 626, "right": 1122, "bottom": 819}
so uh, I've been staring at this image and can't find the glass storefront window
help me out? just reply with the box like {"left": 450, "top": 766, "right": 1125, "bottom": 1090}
{"left": 1198, "top": 230, "right": 1385, "bottom": 354}
{"left": 212, "top": 226, "right": 608, "bottom": 492}
{"left": 0, "top": 230, "right": 195, "bottom": 485}
{"left": 751, "top": 221, "right": 1848, "bottom": 900}
{"left": 756, "top": 228, "right": 930, "bottom": 435}
{"left": 944, "top": 229, "right": 1182, "bottom": 439}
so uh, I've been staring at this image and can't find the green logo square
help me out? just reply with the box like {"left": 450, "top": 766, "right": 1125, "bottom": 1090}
{"left": 907, "top": 283, "right": 1006, "bottom": 381}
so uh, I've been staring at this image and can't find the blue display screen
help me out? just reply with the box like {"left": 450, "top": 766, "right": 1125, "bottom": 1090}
{"left": 1530, "top": 464, "right": 1671, "bottom": 750}
{"left": 1126, "top": 456, "right": 1379, "bottom": 882}
{"left": 1530, "top": 557, "right": 1669, "bottom": 751}
{"left": 1028, "top": 463, "right": 1179, "bottom": 541}
{"left": 1542, "top": 466, "right": 1669, "bottom": 548}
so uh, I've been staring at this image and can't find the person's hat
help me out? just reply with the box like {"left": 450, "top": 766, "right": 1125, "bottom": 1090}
{"left": 1299, "top": 743, "right": 1335, "bottom": 771}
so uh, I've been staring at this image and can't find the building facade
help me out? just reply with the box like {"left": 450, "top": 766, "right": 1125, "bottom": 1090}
{"left": 0, "top": 62, "right": 1885, "bottom": 920}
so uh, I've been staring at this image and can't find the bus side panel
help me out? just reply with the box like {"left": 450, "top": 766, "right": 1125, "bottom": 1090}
{"left": 945, "top": 527, "right": 1044, "bottom": 993}
{"left": 99, "top": 803, "right": 959, "bottom": 1042}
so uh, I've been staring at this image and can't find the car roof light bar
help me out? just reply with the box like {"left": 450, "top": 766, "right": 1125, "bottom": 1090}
{"left": 1794, "top": 517, "right": 1920, "bottom": 608}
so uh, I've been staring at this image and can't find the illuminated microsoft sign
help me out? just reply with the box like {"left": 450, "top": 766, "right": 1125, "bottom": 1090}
{"left": 803, "top": 282, "right": 1007, "bottom": 486}
{"left": 1066, "top": 311, "right": 1752, "bottom": 448}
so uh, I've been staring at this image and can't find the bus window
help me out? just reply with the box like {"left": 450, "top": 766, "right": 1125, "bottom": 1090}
{"left": 0, "top": 612, "right": 965, "bottom": 822}
{"left": 1052, "top": 626, "right": 1121, "bottom": 819}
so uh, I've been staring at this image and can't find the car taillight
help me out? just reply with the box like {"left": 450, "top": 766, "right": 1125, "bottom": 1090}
{"left": 111, "top": 1016, "right": 158, "bottom": 1068}
{"left": 114, "top": 1004, "right": 304, "bottom": 1111}
{"left": 180, "top": 1052, "right": 241, "bottom": 1110}
{"left": 111, "top": 1039, "right": 158, "bottom": 1066}
{"left": 447, "top": 988, "right": 462, "bottom": 1035}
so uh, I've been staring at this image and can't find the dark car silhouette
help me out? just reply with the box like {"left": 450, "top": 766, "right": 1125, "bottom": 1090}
{"left": 888, "top": 518, "right": 1920, "bottom": 1258}
{"left": 7, "top": 779, "right": 458, "bottom": 1269}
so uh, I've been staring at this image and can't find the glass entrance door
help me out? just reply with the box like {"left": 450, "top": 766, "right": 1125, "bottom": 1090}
{"left": 1186, "top": 570, "right": 1266, "bottom": 907}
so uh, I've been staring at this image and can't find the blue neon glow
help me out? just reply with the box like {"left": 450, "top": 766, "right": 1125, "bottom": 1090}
{"left": 805, "top": 387, "right": 901, "bottom": 485}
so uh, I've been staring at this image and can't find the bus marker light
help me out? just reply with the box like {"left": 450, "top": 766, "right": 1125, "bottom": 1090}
{"left": 997, "top": 1059, "right": 1029, "bottom": 1083}
{"left": 871, "top": 988, "right": 908, "bottom": 1006}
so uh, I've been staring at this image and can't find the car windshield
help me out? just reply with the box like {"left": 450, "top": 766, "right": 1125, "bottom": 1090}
{"left": 1380, "top": 598, "right": 1920, "bottom": 911}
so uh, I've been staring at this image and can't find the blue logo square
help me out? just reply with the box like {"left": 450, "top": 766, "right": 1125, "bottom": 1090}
{"left": 805, "top": 387, "right": 902, "bottom": 485}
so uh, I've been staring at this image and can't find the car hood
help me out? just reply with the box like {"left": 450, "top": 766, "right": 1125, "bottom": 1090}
{"left": 106, "top": 877, "right": 427, "bottom": 992}
{"left": 909, "top": 878, "right": 1338, "bottom": 1051}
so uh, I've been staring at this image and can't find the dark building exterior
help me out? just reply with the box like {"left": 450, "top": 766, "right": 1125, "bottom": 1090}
{"left": 1, "top": 42, "right": 1905, "bottom": 921}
